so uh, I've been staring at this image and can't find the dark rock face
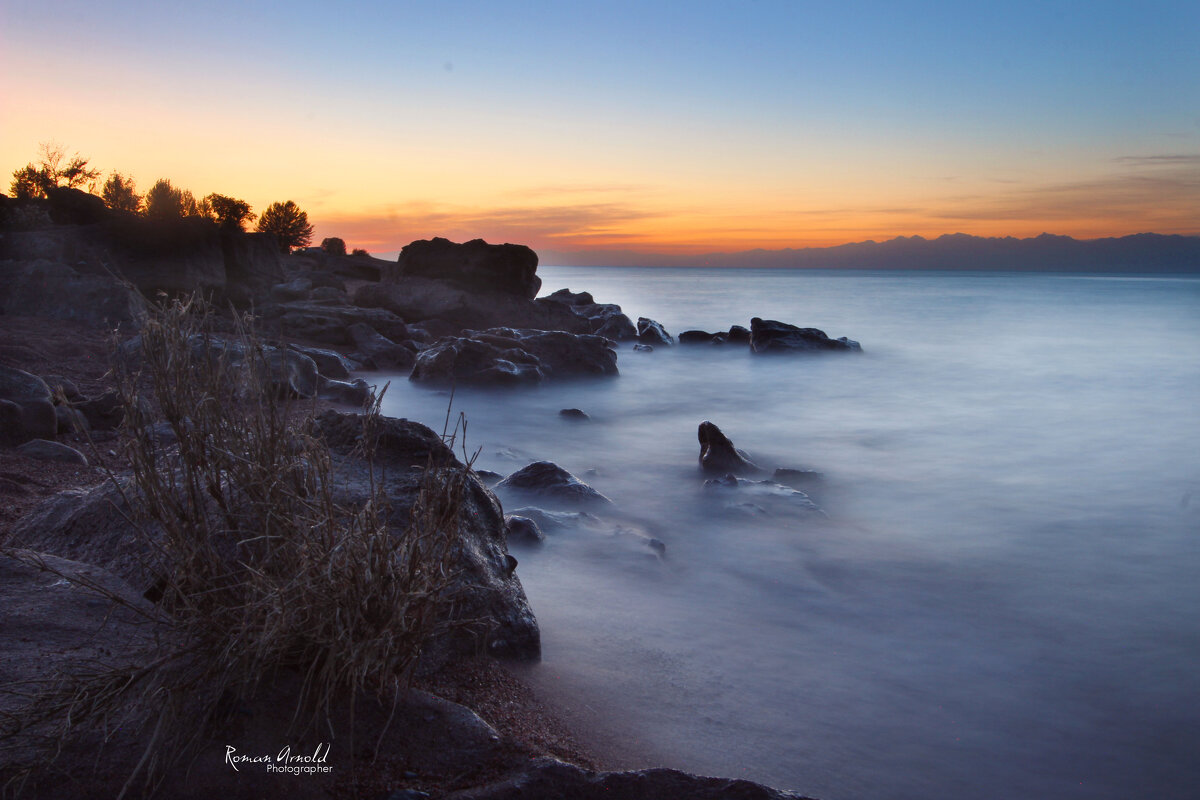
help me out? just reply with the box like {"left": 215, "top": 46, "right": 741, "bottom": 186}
{"left": 698, "top": 421, "right": 761, "bottom": 475}
{"left": 749, "top": 317, "right": 862, "bottom": 353}
{"left": 559, "top": 408, "right": 589, "bottom": 420}
{"left": 637, "top": 317, "right": 674, "bottom": 346}
{"left": 0, "top": 260, "right": 147, "bottom": 326}
{"left": 679, "top": 329, "right": 720, "bottom": 344}
{"left": 410, "top": 328, "right": 618, "bottom": 386}
{"left": 392, "top": 237, "right": 542, "bottom": 299}
{"left": 727, "top": 324, "right": 752, "bottom": 343}
{"left": 540, "top": 289, "right": 639, "bottom": 340}
{"left": 356, "top": 279, "right": 591, "bottom": 334}
{"left": 219, "top": 229, "right": 285, "bottom": 305}
{"left": 287, "top": 344, "right": 354, "bottom": 380}
{"left": 442, "top": 758, "right": 816, "bottom": 800}
{"left": 495, "top": 461, "right": 612, "bottom": 505}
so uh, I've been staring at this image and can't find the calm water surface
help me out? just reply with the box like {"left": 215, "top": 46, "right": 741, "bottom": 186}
{"left": 380, "top": 268, "right": 1200, "bottom": 800}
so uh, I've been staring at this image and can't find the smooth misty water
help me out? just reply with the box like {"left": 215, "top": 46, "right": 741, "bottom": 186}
{"left": 379, "top": 267, "right": 1200, "bottom": 800}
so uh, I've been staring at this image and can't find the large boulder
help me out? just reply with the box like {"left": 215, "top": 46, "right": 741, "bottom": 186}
{"left": 698, "top": 421, "right": 761, "bottom": 475}
{"left": 495, "top": 461, "right": 612, "bottom": 506}
{"left": 749, "top": 317, "right": 862, "bottom": 353}
{"left": 538, "top": 289, "right": 638, "bottom": 340}
{"left": 409, "top": 328, "right": 618, "bottom": 386}
{"left": 347, "top": 322, "right": 416, "bottom": 371}
{"left": 390, "top": 237, "right": 541, "bottom": 299}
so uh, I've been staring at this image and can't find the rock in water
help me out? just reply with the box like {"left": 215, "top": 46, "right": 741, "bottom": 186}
{"left": 393, "top": 237, "right": 542, "bottom": 299}
{"left": 637, "top": 317, "right": 674, "bottom": 346}
{"left": 698, "top": 421, "right": 760, "bottom": 475}
{"left": 410, "top": 328, "right": 618, "bottom": 386}
{"left": 749, "top": 317, "right": 862, "bottom": 353}
{"left": 496, "top": 461, "right": 612, "bottom": 505}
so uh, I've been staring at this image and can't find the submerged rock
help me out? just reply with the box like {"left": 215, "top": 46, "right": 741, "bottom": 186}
{"left": 749, "top": 317, "right": 862, "bottom": 353}
{"left": 559, "top": 408, "right": 589, "bottom": 420}
{"left": 698, "top": 421, "right": 761, "bottom": 475}
{"left": 504, "top": 515, "right": 546, "bottom": 547}
{"left": 704, "top": 473, "right": 822, "bottom": 512}
{"left": 495, "top": 461, "right": 612, "bottom": 505}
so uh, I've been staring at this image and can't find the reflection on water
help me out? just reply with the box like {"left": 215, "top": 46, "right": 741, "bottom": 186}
{"left": 380, "top": 269, "right": 1200, "bottom": 800}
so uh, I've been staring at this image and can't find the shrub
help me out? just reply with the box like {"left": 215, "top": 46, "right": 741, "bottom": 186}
{"left": 321, "top": 236, "right": 346, "bottom": 256}
{"left": 200, "top": 193, "right": 254, "bottom": 230}
{"left": 102, "top": 173, "right": 142, "bottom": 213}
{"left": 351, "top": 247, "right": 370, "bottom": 257}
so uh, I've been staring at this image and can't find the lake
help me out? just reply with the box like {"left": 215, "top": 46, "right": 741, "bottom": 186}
{"left": 380, "top": 266, "right": 1200, "bottom": 800}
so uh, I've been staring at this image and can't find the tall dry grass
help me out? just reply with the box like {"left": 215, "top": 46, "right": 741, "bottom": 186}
{"left": 3, "top": 297, "right": 469, "bottom": 797}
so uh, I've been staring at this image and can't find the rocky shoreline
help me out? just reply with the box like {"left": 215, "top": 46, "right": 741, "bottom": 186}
{"left": 0, "top": 190, "right": 850, "bottom": 798}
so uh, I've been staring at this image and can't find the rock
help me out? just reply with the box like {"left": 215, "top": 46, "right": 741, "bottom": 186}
{"left": 0, "top": 260, "right": 148, "bottom": 326}
{"left": 0, "top": 365, "right": 57, "bottom": 444}
{"left": 473, "top": 468, "right": 503, "bottom": 486}
{"left": 749, "top": 317, "right": 862, "bottom": 353}
{"left": 637, "top": 317, "right": 674, "bottom": 346}
{"left": 727, "top": 325, "right": 752, "bottom": 343}
{"left": 263, "top": 347, "right": 321, "bottom": 398}
{"left": 504, "top": 515, "right": 546, "bottom": 547}
{"left": 679, "top": 329, "right": 721, "bottom": 344}
{"left": 507, "top": 507, "right": 601, "bottom": 531}
{"left": 698, "top": 421, "right": 761, "bottom": 475}
{"left": 16, "top": 438, "right": 89, "bottom": 465}
{"left": 347, "top": 322, "right": 416, "bottom": 371}
{"left": 633, "top": 343, "right": 653, "bottom": 352}
{"left": 219, "top": 229, "right": 286, "bottom": 305}
{"left": 41, "top": 374, "right": 82, "bottom": 401}
{"left": 287, "top": 344, "right": 355, "bottom": 380}
{"left": 540, "top": 289, "right": 639, "bottom": 340}
{"left": 410, "top": 328, "right": 617, "bottom": 386}
{"left": 355, "top": 279, "right": 589, "bottom": 334}
{"left": 594, "top": 312, "right": 638, "bottom": 340}
{"left": 76, "top": 390, "right": 124, "bottom": 430}
{"left": 313, "top": 411, "right": 540, "bottom": 663}
{"left": 54, "top": 404, "right": 90, "bottom": 434}
{"left": 309, "top": 285, "right": 346, "bottom": 304}
{"left": 268, "top": 301, "right": 409, "bottom": 346}
{"left": 559, "top": 408, "right": 589, "bottom": 420}
{"left": 0, "top": 400, "right": 23, "bottom": 447}
{"left": 317, "top": 376, "right": 373, "bottom": 406}
{"left": 270, "top": 277, "right": 313, "bottom": 302}
{"left": 441, "top": 757, "right": 816, "bottom": 800}
{"left": 391, "top": 237, "right": 542, "bottom": 299}
{"left": 495, "top": 461, "right": 612, "bottom": 505}
{"left": 44, "top": 186, "right": 110, "bottom": 225}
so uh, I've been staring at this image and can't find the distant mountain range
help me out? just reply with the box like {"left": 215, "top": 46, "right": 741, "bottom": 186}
{"left": 543, "top": 233, "right": 1200, "bottom": 272}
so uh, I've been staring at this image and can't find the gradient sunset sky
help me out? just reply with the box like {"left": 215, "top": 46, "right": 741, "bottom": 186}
{"left": 2, "top": 0, "right": 1197, "bottom": 262}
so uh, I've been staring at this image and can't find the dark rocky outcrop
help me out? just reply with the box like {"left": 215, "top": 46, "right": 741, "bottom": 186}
{"left": 637, "top": 317, "right": 674, "bottom": 346}
{"left": 679, "top": 329, "right": 726, "bottom": 344}
{"left": 727, "top": 324, "right": 752, "bottom": 343}
{"left": 443, "top": 758, "right": 816, "bottom": 800}
{"left": 410, "top": 329, "right": 618, "bottom": 386}
{"left": 347, "top": 322, "right": 416, "bottom": 371}
{"left": 263, "top": 301, "right": 410, "bottom": 346}
{"left": 495, "top": 461, "right": 612, "bottom": 505}
{"left": 389, "top": 237, "right": 541, "bottom": 299}
{"left": 0, "top": 259, "right": 148, "bottom": 326}
{"left": 540, "top": 289, "right": 638, "bottom": 340}
{"left": 287, "top": 344, "right": 355, "bottom": 380}
{"left": 355, "top": 279, "right": 592, "bottom": 335}
{"left": 698, "top": 421, "right": 761, "bottom": 475}
{"left": 749, "top": 317, "right": 862, "bottom": 353}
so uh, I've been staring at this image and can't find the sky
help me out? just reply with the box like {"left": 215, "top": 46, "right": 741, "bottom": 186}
{"left": 1, "top": 0, "right": 1197, "bottom": 263}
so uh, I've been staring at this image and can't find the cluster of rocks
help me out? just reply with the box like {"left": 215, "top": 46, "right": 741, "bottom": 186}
{"left": 0, "top": 364, "right": 117, "bottom": 464}
{"left": 681, "top": 317, "right": 861, "bottom": 353}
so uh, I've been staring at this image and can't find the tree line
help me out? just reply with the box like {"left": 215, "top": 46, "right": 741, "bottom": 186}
{"left": 8, "top": 142, "right": 362, "bottom": 256}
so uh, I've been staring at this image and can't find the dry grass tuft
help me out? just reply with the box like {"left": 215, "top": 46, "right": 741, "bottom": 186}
{"left": 3, "top": 297, "right": 470, "bottom": 797}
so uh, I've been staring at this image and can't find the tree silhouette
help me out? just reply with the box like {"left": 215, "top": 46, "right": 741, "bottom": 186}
{"left": 200, "top": 193, "right": 255, "bottom": 230}
{"left": 256, "top": 201, "right": 314, "bottom": 252}
{"left": 321, "top": 237, "right": 346, "bottom": 255}
{"left": 144, "top": 179, "right": 187, "bottom": 219}
{"left": 102, "top": 173, "right": 142, "bottom": 213}
{"left": 9, "top": 142, "right": 99, "bottom": 198}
